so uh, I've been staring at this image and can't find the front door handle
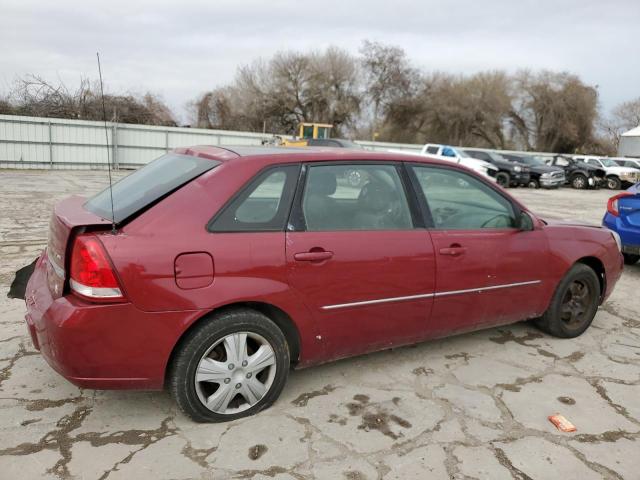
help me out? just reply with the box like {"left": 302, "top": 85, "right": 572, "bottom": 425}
{"left": 439, "top": 244, "right": 466, "bottom": 256}
{"left": 294, "top": 250, "right": 334, "bottom": 262}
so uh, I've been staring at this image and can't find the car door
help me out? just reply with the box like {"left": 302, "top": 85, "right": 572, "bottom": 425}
{"left": 408, "top": 164, "right": 550, "bottom": 336}
{"left": 285, "top": 162, "right": 436, "bottom": 362}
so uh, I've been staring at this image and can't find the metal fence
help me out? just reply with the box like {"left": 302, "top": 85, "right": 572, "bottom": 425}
{"left": 0, "top": 114, "right": 424, "bottom": 170}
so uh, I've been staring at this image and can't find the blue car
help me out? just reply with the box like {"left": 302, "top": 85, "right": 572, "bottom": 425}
{"left": 603, "top": 182, "right": 640, "bottom": 265}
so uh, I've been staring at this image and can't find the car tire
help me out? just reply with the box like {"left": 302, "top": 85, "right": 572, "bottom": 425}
{"left": 535, "top": 263, "right": 600, "bottom": 338}
{"left": 623, "top": 253, "right": 640, "bottom": 265}
{"left": 571, "top": 174, "right": 588, "bottom": 190}
{"left": 496, "top": 172, "right": 510, "bottom": 188}
{"left": 606, "top": 176, "right": 622, "bottom": 190}
{"left": 169, "top": 308, "right": 290, "bottom": 422}
{"left": 527, "top": 179, "right": 540, "bottom": 189}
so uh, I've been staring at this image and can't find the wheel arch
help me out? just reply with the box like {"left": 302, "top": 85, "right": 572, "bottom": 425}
{"left": 164, "top": 301, "right": 302, "bottom": 386}
{"left": 575, "top": 256, "right": 606, "bottom": 301}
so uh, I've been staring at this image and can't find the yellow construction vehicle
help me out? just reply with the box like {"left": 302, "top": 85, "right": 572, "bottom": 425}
{"left": 280, "top": 123, "right": 333, "bottom": 147}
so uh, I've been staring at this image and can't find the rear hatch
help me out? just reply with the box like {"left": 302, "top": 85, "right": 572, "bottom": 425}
{"left": 46, "top": 152, "right": 220, "bottom": 299}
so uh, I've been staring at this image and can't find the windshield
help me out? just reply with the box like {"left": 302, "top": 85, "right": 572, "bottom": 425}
{"left": 456, "top": 148, "right": 471, "bottom": 158}
{"left": 600, "top": 159, "right": 618, "bottom": 167}
{"left": 85, "top": 153, "right": 219, "bottom": 223}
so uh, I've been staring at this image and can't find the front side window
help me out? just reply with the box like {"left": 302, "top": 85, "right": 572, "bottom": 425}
{"left": 301, "top": 164, "right": 413, "bottom": 231}
{"left": 411, "top": 166, "right": 517, "bottom": 230}
{"left": 209, "top": 165, "right": 299, "bottom": 232}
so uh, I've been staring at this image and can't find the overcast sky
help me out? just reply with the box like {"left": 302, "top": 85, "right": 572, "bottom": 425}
{"left": 2, "top": 0, "right": 638, "bottom": 123}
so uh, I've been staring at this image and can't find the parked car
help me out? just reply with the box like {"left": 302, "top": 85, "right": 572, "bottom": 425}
{"left": 501, "top": 153, "right": 565, "bottom": 189}
{"left": 545, "top": 155, "right": 606, "bottom": 189}
{"left": 573, "top": 155, "right": 640, "bottom": 190}
{"left": 612, "top": 157, "right": 640, "bottom": 169}
{"left": 462, "top": 149, "right": 530, "bottom": 188}
{"left": 603, "top": 182, "right": 640, "bottom": 265}
{"left": 25, "top": 147, "right": 623, "bottom": 422}
{"left": 418, "top": 144, "right": 499, "bottom": 181}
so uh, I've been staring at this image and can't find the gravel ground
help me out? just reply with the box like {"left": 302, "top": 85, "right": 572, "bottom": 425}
{"left": 0, "top": 169, "right": 638, "bottom": 480}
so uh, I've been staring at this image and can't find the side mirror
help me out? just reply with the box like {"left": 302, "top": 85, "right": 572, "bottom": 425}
{"left": 517, "top": 210, "right": 535, "bottom": 231}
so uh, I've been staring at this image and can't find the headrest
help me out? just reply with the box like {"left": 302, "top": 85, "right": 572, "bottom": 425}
{"left": 308, "top": 171, "right": 337, "bottom": 196}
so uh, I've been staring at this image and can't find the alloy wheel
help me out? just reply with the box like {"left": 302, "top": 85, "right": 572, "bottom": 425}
{"left": 572, "top": 176, "right": 586, "bottom": 189}
{"left": 559, "top": 280, "right": 591, "bottom": 328}
{"left": 194, "top": 332, "right": 277, "bottom": 414}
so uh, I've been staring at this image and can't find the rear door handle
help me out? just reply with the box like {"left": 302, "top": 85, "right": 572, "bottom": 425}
{"left": 294, "top": 251, "right": 334, "bottom": 262}
{"left": 439, "top": 245, "right": 466, "bottom": 256}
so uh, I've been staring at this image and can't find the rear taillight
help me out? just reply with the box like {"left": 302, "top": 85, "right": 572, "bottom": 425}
{"left": 69, "top": 234, "right": 125, "bottom": 302}
{"left": 607, "top": 192, "right": 633, "bottom": 217}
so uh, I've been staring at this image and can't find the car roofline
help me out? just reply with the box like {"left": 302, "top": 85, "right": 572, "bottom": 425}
{"left": 171, "top": 144, "right": 456, "bottom": 167}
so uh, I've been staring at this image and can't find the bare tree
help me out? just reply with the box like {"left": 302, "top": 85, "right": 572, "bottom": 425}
{"left": 509, "top": 70, "right": 598, "bottom": 152}
{"left": 194, "top": 47, "right": 362, "bottom": 136}
{"left": 6, "top": 74, "right": 177, "bottom": 126}
{"left": 360, "top": 41, "right": 418, "bottom": 138}
{"left": 600, "top": 97, "right": 640, "bottom": 150}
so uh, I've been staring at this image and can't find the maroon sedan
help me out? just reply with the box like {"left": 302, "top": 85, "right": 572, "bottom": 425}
{"left": 25, "top": 146, "right": 623, "bottom": 422}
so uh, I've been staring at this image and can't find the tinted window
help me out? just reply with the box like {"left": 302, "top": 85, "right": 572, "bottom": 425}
{"left": 442, "top": 147, "right": 456, "bottom": 157}
{"left": 302, "top": 164, "right": 413, "bottom": 231}
{"left": 85, "top": 153, "right": 218, "bottom": 223}
{"left": 426, "top": 146, "right": 439, "bottom": 154}
{"left": 302, "top": 125, "right": 314, "bottom": 138}
{"left": 466, "top": 150, "right": 490, "bottom": 161}
{"left": 411, "top": 166, "right": 517, "bottom": 229}
{"left": 209, "top": 165, "right": 299, "bottom": 232}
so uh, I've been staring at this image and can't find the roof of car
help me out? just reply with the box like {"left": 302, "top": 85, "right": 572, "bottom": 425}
{"left": 172, "top": 144, "right": 443, "bottom": 165}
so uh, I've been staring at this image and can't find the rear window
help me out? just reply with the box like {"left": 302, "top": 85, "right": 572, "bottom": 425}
{"left": 85, "top": 153, "right": 219, "bottom": 223}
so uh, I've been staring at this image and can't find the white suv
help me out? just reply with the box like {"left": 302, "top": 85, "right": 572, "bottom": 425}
{"left": 573, "top": 155, "right": 640, "bottom": 189}
{"left": 420, "top": 144, "right": 499, "bottom": 181}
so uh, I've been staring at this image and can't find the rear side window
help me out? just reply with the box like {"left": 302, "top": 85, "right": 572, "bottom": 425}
{"left": 209, "top": 164, "right": 300, "bottom": 232}
{"left": 85, "top": 153, "right": 218, "bottom": 223}
{"left": 301, "top": 164, "right": 413, "bottom": 231}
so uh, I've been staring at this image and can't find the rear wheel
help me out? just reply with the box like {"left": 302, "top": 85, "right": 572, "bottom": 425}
{"left": 571, "top": 174, "right": 588, "bottom": 189}
{"left": 170, "top": 309, "right": 290, "bottom": 422}
{"left": 606, "top": 176, "right": 622, "bottom": 190}
{"left": 623, "top": 253, "right": 640, "bottom": 265}
{"left": 496, "top": 172, "right": 510, "bottom": 188}
{"left": 535, "top": 264, "right": 600, "bottom": 338}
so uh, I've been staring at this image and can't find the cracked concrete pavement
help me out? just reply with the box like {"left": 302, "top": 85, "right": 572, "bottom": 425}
{"left": 0, "top": 169, "right": 638, "bottom": 479}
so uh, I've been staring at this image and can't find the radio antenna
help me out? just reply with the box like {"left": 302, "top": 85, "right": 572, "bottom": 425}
{"left": 96, "top": 52, "right": 117, "bottom": 234}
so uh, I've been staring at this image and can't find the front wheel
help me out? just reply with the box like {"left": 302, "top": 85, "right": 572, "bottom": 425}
{"left": 496, "top": 172, "right": 510, "bottom": 188}
{"left": 527, "top": 179, "right": 540, "bottom": 189}
{"left": 571, "top": 174, "right": 588, "bottom": 189}
{"left": 606, "top": 176, "right": 622, "bottom": 190}
{"left": 535, "top": 264, "right": 600, "bottom": 338}
{"left": 623, "top": 253, "right": 640, "bottom": 265}
{"left": 169, "top": 309, "right": 290, "bottom": 422}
